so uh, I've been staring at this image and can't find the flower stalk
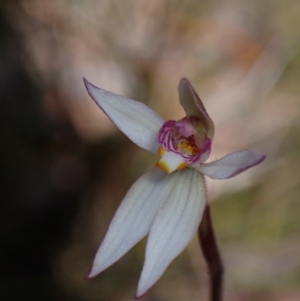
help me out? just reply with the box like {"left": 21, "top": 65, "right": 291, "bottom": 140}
{"left": 199, "top": 205, "right": 223, "bottom": 301}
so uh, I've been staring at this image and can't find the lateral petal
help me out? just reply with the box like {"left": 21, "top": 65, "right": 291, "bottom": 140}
{"left": 195, "top": 150, "right": 266, "bottom": 179}
{"left": 84, "top": 78, "right": 164, "bottom": 154}
{"left": 178, "top": 78, "right": 214, "bottom": 140}
{"left": 87, "top": 169, "right": 174, "bottom": 278}
{"left": 136, "top": 168, "right": 206, "bottom": 297}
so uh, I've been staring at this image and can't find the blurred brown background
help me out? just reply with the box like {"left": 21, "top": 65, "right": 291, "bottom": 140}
{"left": 0, "top": 1, "right": 299, "bottom": 300}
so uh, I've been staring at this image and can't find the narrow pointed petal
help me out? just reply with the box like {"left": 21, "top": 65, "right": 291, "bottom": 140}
{"left": 195, "top": 150, "right": 266, "bottom": 179}
{"left": 178, "top": 78, "right": 214, "bottom": 140}
{"left": 87, "top": 169, "right": 176, "bottom": 278}
{"left": 136, "top": 168, "right": 206, "bottom": 297}
{"left": 84, "top": 78, "right": 164, "bottom": 153}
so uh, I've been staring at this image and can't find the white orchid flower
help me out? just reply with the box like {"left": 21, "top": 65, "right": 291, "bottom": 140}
{"left": 84, "top": 78, "right": 265, "bottom": 298}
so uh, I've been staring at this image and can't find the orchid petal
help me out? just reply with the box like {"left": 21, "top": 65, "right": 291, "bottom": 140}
{"left": 178, "top": 78, "right": 214, "bottom": 140}
{"left": 136, "top": 168, "right": 206, "bottom": 297}
{"left": 87, "top": 168, "right": 178, "bottom": 278}
{"left": 195, "top": 150, "right": 266, "bottom": 179}
{"left": 84, "top": 78, "right": 164, "bottom": 154}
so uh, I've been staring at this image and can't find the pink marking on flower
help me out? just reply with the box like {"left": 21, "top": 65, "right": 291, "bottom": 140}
{"left": 157, "top": 117, "right": 211, "bottom": 164}
{"left": 175, "top": 118, "right": 195, "bottom": 137}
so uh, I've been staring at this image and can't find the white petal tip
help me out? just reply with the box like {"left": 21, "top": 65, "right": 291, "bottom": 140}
{"left": 83, "top": 77, "right": 91, "bottom": 88}
{"left": 136, "top": 285, "right": 151, "bottom": 299}
{"left": 83, "top": 78, "right": 98, "bottom": 98}
{"left": 85, "top": 268, "right": 100, "bottom": 280}
{"left": 197, "top": 150, "right": 266, "bottom": 179}
{"left": 85, "top": 261, "right": 109, "bottom": 280}
{"left": 259, "top": 154, "right": 267, "bottom": 162}
{"left": 134, "top": 292, "right": 144, "bottom": 299}
{"left": 227, "top": 151, "right": 266, "bottom": 177}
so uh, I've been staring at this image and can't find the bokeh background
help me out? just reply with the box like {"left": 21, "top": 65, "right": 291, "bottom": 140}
{"left": 1, "top": 0, "right": 299, "bottom": 300}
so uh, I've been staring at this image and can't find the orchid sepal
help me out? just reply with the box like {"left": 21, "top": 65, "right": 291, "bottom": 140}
{"left": 84, "top": 78, "right": 164, "bottom": 154}
{"left": 86, "top": 168, "right": 170, "bottom": 278}
{"left": 136, "top": 168, "right": 206, "bottom": 297}
{"left": 195, "top": 150, "right": 266, "bottom": 179}
{"left": 178, "top": 78, "right": 214, "bottom": 140}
